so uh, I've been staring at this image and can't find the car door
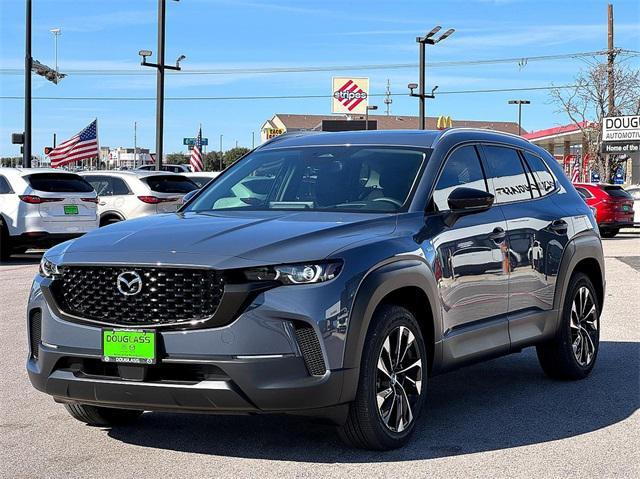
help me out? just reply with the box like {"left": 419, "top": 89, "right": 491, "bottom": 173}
{"left": 84, "top": 175, "right": 114, "bottom": 217}
{"left": 426, "top": 144, "right": 510, "bottom": 366}
{"left": 480, "top": 145, "right": 569, "bottom": 348}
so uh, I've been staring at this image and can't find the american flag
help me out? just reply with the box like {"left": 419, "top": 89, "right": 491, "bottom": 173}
{"left": 189, "top": 127, "right": 204, "bottom": 172}
{"left": 571, "top": 156, "right": 581, "bottom": 183}
{"left": 48, "top": 120, "right": 99, "bottom": 168}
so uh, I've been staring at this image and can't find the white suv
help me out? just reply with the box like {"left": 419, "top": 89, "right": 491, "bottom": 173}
{"left": 80, "top": 171, "right": 198, "bottom": 226}
{"left": 0, "top": 168, "right": 99, "bottom": 260}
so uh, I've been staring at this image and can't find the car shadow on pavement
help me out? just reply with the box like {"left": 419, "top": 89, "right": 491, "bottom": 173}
{"left": 107, "top": 341, "right": 639, "bottom": 461}
{"left": 0, "top": 251, "right": 44, "bottom": 266}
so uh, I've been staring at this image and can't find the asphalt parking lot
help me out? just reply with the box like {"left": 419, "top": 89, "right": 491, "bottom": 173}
{"left": 1, "top": 233, "right": 639, "bottom": 479}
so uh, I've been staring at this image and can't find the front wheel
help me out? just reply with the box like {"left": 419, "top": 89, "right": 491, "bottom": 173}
{"left": 338, "top": 305, "right": 427, "bottom": 450}
{"left": 64, "top": 403, "right": 143, "bottom": 426}
{"left": 536, "top": 272, "right": 600, "bottom": 380}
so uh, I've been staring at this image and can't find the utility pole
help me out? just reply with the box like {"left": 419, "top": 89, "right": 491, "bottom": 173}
{"left": 508, "top": 100, "right": 530, "bottom": 136}
{"left": 607, "top": 3, "right": 615, "bottom": 116}
{"left": 23, "top": 0, "right": 32, "bottom": 168}
{"left": 365, "top": 105, "right": 378, "bottom": 130}
{"left": 409, "top": 26, "right": 454, "bottom": 130}
{"left": 219, "top": 134, "right": 223, "bottom": 171}
{"left": 252, "top": 131, "right": 255, "bottom": 149}
{"left": 134, "top": 121, "right": 138, "bottom": 169}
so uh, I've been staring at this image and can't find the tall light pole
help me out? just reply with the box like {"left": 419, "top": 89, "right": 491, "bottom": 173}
{"left": 139, "top": 0, "right": 185, "bottom": 171}
{"left": 23, "top": 0, "right": 32, "bottom": 168}
{"left": 365, "top": 105, "right": 378, "bottom": 130}
{"left": 508, "top": 100, "right": 530, "bottom": 136}
{"left": 408, "top": 26, "right": 454, "bottom": 130}
{"left": 50, "top": 28, "right": 61, "bottom": 75}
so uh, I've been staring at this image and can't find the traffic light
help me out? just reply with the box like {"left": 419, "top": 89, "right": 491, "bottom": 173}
{"left": 44, "top": 147, "right": 53, "bottom": 155}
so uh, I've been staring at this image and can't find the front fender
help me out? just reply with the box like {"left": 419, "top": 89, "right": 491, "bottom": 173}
{"left": 339, "top": 258, "right": 442, "bottom": 402}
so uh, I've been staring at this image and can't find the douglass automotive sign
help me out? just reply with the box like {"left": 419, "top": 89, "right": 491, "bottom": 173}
{"left": 602, "top": 115, "right": 640, "bottom": 141}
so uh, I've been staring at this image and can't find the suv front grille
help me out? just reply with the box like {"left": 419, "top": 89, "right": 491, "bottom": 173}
{"left": 50, "top": 265, "right": 224, "bottom": 327}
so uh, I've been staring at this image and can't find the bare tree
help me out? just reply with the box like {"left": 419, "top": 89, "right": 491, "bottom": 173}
{"left": 550, "top": 61, "right": 640, "bottom": 181}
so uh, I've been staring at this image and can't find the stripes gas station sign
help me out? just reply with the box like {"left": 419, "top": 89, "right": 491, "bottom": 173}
{"left": 332, "top": 77, "right": 369, "bottom": 114}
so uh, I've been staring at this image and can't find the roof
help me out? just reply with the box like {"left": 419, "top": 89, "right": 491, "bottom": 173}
{"left": 79, "top": 170, "right": 178, "bottom": 178}
{"left": 270, "top": 113, "right": 524, "bottom": 135}
{"left": 523, "top": 121, "right": 588, "bottom": 141}
{"left": 0, "top": 167, "right": 80, "bottom": 177}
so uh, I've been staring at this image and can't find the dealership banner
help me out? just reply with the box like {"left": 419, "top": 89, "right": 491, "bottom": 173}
{"left": 332, "top": 77, "right": 369, "bottom": 114}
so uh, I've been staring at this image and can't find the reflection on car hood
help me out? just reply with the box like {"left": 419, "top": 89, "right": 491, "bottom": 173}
{"left": 49, "top": 211, "right": 397, "bottom": 268}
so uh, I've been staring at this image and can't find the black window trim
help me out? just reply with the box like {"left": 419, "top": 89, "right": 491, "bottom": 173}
{"left": 477, "top": 142, "right": 560, "bottom": 206}
{"left": 426, "top": 142, "right": 489, "bottom": 214}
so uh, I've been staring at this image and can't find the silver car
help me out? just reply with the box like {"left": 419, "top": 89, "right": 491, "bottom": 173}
{"left": 80, "top": 171, "right": 198, "bottom": 226}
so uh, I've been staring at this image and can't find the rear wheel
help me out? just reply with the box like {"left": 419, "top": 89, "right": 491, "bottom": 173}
{"left": 338, "top": 305, "right": 427, "bottom": 450}
{"left": 64, "top": 403, "right": 143, "bottom": 426}
{"left": 0, "top": 219, "right": 10, "bottom": 262}
{"left": 100, "top": 216, "right": 122, "bottom": 227}
{"left": 599, "top": 227, "right": 619, "bottom": 238}
{"left": 536, "top": 272, "right": 600, "bottom": 380}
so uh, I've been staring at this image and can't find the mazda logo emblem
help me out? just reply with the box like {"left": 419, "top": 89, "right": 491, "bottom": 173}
{"left": 116, "top": 271, "right": 143, "bottom": 296}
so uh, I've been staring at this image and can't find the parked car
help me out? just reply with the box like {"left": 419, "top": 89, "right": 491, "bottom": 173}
{"left": 181, "top": 171, "right": 220, "bottom": 188}
{"left": 573, "top": 183, "right": 634, "bottom": 237}
{"left": 0, "top": 168, "right": 98, "bottom": 260}
{"left": 80, "top": 171, "right": 198, "bottom": 226}
{"left": 28, "top": 129, "right": 604, "bottom": 450}
{"left": 136, "top": 164, "right": 191, "bottom": 173}
{"left": 625, "top": 184, "right": 640, "bottom": 224}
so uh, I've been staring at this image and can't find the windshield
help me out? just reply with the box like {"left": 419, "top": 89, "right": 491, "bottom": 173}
{"left": 142, "top": 175, "right": 198, "bottom": 194}
{"left": 600, "top": 185, "right": 632, "bottom": 199}
{"left": 26, "top": 173, "right": 94, "bottom": 193}
{"left": 186, "top": 146, "right": 429, "bottom": 213}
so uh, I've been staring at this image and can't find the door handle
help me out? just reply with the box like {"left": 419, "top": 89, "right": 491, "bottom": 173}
{"left": 549, "top": 219, "right": 568, "bottom": 234}
{"left": 99, "top": 201, "right": 107, "bottom": 206}
{"left": 489, "top": 227, "right": 506, "bottom": 243}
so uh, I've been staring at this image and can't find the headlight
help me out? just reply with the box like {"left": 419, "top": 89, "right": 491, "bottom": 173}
{"left": 242, "top": 261, "right": 342, "bottom": 285}
{"left": 39, "top": 257, "right": 60, "bottom": 278}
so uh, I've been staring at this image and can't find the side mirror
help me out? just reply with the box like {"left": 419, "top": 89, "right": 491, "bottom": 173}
{"left": 181, "top": 188, "right": 200, "bottom": 205}
{"left": 444, "top": 187, "right": 494, "bottom": 226}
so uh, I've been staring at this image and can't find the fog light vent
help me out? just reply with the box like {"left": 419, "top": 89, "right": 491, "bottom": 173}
{"left": 293, "top": 323, "right": 327, "bottom": 376}
{"left": 29, "top": 309, "right": 42, "bottom": 359}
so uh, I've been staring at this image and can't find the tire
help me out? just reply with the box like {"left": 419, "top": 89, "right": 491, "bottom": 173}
{"left": 536, "top": 272, "right": 600, "bottom": 380}
{"left": 599, "top": 227, "right": 619, "bottom": 238}
{"left": 100, "top": 216, "right": 122, "bottom": 227}
{"left": 64, "top": 403, "right": 143, "bottom": 426}
{"left": 338, "top": 304, "right": 427, "bottom": 450}
{"left": 0, "top": 219, "right": 10, "bottom": 262}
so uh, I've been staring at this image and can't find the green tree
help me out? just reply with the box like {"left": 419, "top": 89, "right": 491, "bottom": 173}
{"left": 165, "top": 152, "right": 189, "bottom": 165}
{"left": 223, "top": 147, "right": 250, "bottom": 168}
{"left": 204, "top": 151, "right": 223, "bottom": 171}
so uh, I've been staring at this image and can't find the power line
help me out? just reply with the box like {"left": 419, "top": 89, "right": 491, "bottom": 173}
{"left": 0, "top": 84, "right": 585, "bottom": 102}
{"left": 0, "top": 50, "right": 635, "bottom": 77}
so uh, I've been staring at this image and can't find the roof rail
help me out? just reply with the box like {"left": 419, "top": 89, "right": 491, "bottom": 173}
{"left": 258, "top": 130, "right": 322, "bottom": 149}
{"left": 438, "top": 127, "right": 530, "bottom": 143}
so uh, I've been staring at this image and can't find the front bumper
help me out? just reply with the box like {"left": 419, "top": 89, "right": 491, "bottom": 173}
{"left": 26, "top": 273, "right": 358, "bottom": 418}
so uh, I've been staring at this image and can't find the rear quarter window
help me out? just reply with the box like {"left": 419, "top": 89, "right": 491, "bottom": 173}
{"left": 0, "top": 175, "right": 12, "bottom": 194}
{"left": 26, "top": 173, "right": 94, "bottom": 193}
{"left": 143, "top": 175, "right": 198, "bottom": 194}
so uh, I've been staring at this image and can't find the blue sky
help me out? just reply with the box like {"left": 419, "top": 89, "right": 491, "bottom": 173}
{"left": 1, "top": 0, "right": 639, "bottom": 158}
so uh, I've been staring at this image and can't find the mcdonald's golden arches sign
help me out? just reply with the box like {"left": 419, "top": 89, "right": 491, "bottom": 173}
{"left": 437, "top": 116, "right": 453, "bottom": 130}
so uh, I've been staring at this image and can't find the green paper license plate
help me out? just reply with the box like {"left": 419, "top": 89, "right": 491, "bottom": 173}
{"left": 63, "top": 204, "right": 79, "bottom": 215}
{"left": 102, "top": 329, "right": 156, "bottom": 364}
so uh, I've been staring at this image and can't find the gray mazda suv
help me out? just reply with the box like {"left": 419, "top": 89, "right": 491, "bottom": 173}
{"left": 27, "top": 129, "right": 604, "bottom": 450}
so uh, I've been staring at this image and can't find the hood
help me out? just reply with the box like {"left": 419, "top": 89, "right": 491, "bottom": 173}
{"left": 49, "top": 211, "right": 397, "bottom": 269}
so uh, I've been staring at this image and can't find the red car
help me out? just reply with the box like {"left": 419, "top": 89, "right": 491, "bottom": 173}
{"left": 574, "top": 183, "right": 635, "bottom": 238}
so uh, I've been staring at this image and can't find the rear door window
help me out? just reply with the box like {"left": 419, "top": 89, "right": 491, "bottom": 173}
{"left": 26, "top": 173, "right": 94, "bottom": 193}
{"left": 111, "top": 177, "right": 131, "bottom": 195}
{"left": 143, "top": 175, "right": 198, "bottom": 194}
{"left": 482, "top": 145, "right": 532, "bottom": 203}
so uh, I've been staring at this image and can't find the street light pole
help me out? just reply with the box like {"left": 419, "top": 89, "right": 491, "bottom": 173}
{"left": 508, "top": 100, "right": 531, "bottom": 136}
{"left": 50, "top": 28, "right": 61, "bottom": 75}
{"left": 409, "top": 26, "right": 454, "bottom": 130}
{"left": 24, "top": 0, "right": 32, "bottom": 168}
{"left": 365, "top": 105, "right": 378, "bottom": 130}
